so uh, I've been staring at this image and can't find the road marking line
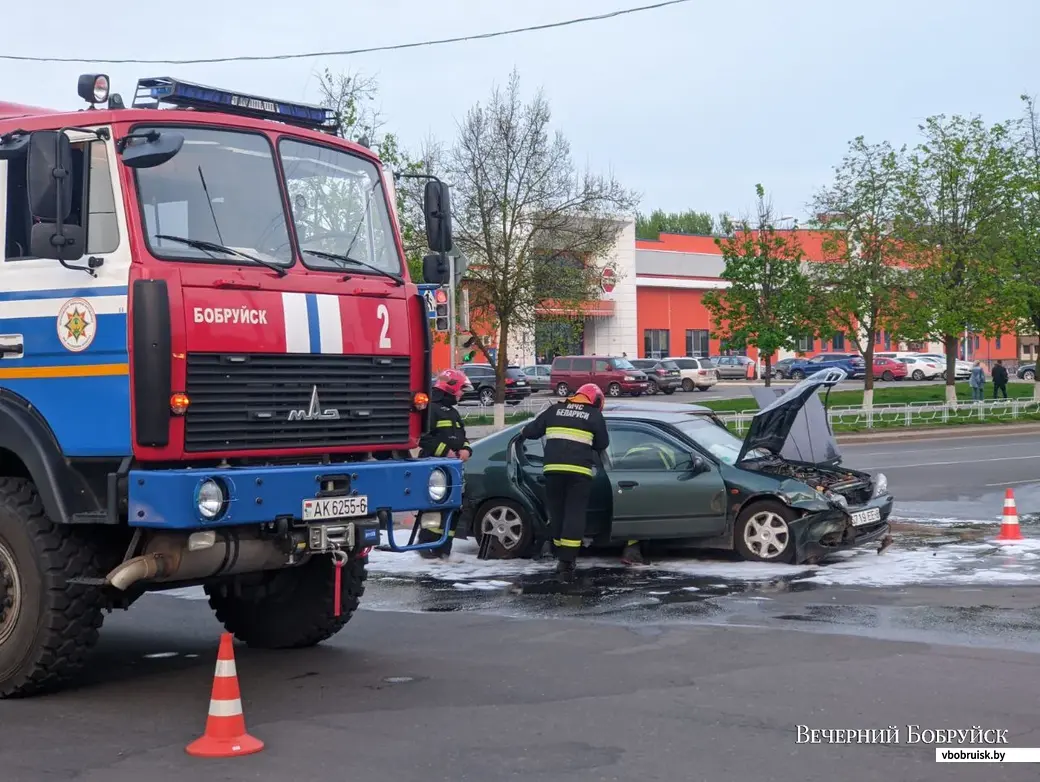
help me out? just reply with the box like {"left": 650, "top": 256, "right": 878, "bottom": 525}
{"left": 868, "top": 455, "right": 1040, "bottom": 469}
{"left": 985, "top": 479, "right": 1040, "bottom": 487}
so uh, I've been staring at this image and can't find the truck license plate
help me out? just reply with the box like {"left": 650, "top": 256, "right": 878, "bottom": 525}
{"left": 303, "top": 496, "right": 369, "bottom": 520}
{"left": 851, "top": 507, "right": 881, "bottom": 526}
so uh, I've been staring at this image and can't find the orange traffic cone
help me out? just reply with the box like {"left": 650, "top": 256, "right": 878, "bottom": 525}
{"left": 186, "top": 633, "right": 264, "bottom": 758}
{"left": 996, "top": 488, "right": 1024, "bottom": 542}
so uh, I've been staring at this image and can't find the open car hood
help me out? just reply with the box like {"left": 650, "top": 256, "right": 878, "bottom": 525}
{"left": 737, "top": 369, "right": 845, "bottom": 465}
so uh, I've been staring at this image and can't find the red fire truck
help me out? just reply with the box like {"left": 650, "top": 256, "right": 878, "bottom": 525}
{"left": 0, "top": 75, "right": 462, "bottom": 696}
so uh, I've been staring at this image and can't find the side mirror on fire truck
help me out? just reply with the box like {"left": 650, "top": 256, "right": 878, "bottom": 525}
{"left": 422, "top": 253, "right": 450, "bottom": 285}
{"left": 24, "top": 131, "right": 84, "bottom": 262}
{"left": 423, "top": 180, "right": 453, "bottom": 253}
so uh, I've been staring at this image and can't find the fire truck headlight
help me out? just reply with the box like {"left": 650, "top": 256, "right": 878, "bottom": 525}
{"left": 428, "top": 468, "right": 449, "bottom": 503}
{"left": 195, "top": 478, "right": 227, "bottom": 520}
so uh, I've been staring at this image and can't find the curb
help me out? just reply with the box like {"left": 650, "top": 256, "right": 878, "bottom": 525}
{"left": 834, "top": 421, "right": 1040, "bottom": 444}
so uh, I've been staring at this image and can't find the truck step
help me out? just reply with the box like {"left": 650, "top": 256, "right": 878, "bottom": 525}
{"left": 67, "top": 576, "right": 109, "bottom": 586}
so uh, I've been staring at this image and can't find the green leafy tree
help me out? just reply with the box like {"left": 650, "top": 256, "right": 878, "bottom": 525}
{"left": 1008, "top": 95, "right": 1040, "bottom": 398}
{"left": 808, "top": 137, "right": 919, "bottom": 407}
{"left": 445, "top": 69, "right": 639, "bottom": 425}
{"left": 898, "top": 114, "right": 1024, "bottom": 403}
{"left": 704, "top": 185, "right": 818, "bottom": 386}
{"left": 636, "top": 209, "right": 715, "bottom": 239}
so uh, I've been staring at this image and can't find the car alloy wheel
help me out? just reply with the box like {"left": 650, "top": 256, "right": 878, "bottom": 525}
{"left": 647, "top": 380, "right": 659, "bottom": 395}
{"left": 1025, "top": 370, "right": 1036, "bottom": 382}
{"left": 607, "top": 383, "right": 622, "bottom": 397}
{"left": 912, "top": 370, "right": 924, "bottom": 381}
{"left": 475, "top": 500, "right": 533, "bottom": 559}
{"left": 790, "top": 370, "right": 805, "bottom": 380}
{"left": 479, "top": 388, "right": 495, "bottom": 406}
{"left": 881, "top": 371, "right": 893, "bottom": 381}
{"left": 555, "top": 383, "right": 570, "bottom": 397}
{"left": 681, "top": 378, "right": 694, "bottom": 392}
{"left": 735, "top": 500, "right": 795, "bottom": 563}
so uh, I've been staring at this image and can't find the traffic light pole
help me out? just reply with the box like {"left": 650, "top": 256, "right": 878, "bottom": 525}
{"left": 448, "top": 253, "right": 457, "bottom": 370}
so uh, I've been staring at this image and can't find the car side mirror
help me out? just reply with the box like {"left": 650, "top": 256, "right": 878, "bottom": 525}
{"left": 423, "top": 180, "right": 453, "bottom": 253}
{"left": 27, "top": 130, "right": 73, "bottom": 222}
{"left": 681, "top": 455, "right": 709, "bottom": 474}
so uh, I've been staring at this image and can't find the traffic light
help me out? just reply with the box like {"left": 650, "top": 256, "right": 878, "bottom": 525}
{"left": 462, "top": 334, "right": 477, "bottom": 362}
{"left": 433, "top": 287, "right": 449, "bottom": 332}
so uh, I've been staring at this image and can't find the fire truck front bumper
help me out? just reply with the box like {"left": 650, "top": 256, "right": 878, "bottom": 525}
{"left": 127, "top": 458, "right": 465, "bottom": 547}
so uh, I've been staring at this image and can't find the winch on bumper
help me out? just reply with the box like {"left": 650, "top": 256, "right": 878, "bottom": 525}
{"left": 127, "top": 457, "right": 464, "bottom": 552}
{"left": 790, "top": 493, "right": 894, "bottom": 563}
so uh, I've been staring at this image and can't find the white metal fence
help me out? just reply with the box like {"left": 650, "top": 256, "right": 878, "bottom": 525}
{"left": 721, "top": 398, "right": 1040, "bottom": 434}
{"left": 457, "top": 395, "right": 1040, "bottom": 432}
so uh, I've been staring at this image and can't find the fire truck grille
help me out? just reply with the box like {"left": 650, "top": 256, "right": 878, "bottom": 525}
{"left": 183, "top": 353, "right": 413, "bottom": 452}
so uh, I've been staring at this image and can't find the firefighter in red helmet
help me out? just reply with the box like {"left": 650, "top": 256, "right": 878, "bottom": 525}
{"left": 416, "top": 368, "right": 471, "bottom": 559}
{"left": 520, "top": 383, "right": 609, "bottom": 581}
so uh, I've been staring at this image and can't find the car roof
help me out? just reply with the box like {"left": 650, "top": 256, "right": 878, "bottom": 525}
{"left": 601, "top": 402, "right": 717, "bottom": 425}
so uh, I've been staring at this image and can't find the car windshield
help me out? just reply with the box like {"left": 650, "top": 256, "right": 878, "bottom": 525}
{"left": 675, "top": 416, "right": 767, "bottom": 465}
{"left": 660, "top": 360, "right": 679, "bottom": 369}
{"left": 613, "top": 358, "right": 636, "bottom": 370}
{"left": 279, "top": 138, "right": 401, "bottom": 274}
{"left": 700, "top": 359, "right": 717, "bottom": 368}
{"left": 134, "top": 127, "right": 294, "bottom": 265}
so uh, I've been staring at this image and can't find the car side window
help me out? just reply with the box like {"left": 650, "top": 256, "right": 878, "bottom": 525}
{"left": 606, "top": 425, "right": 685, "bottom": 471}
{"left": 594, "top": 359, "right": 611, "bottom": 371}
{"left": 573, "top": 358, "right": 593, "bottom": 371}
{"left": 554, "top": 358, "right": 572, "bottom": 371}
{"left": 520, "top": 437, "right": 544, "bottom": 466}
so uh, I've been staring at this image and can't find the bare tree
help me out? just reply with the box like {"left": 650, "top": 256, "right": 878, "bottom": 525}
{"left": 445, "top": 69, "right": 639, "bottom": 426}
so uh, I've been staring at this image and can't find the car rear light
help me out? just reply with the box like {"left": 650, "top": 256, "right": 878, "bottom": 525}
{"left": 656, "top": 369, "right": 666, "bottom": 375}
{"left": 697, "top": 370, "right": 705, "bottom": 375}
{"left": 505, "top": 378, "right": 515, "bottom": 385}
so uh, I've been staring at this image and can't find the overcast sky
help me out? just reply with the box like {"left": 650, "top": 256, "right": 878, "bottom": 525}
{"left": 5, "top": 0, "right": 1039, "bottom": 224}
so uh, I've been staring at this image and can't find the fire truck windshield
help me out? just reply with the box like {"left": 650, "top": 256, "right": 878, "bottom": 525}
{"left": 279, "top": 137, "right": 401, "bottom": 275}
{"left": 134, "top": 126, "right": 295, "bottom": 267}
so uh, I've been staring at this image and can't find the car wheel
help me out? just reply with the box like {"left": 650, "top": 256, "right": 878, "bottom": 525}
{"left": 629, "top": 391, "right": 642, "bottom": 397}
{"left": 479, "top": 387, "right": 495, "bottom": 406}
{"left": 941, "top": 371, "right": 948, "bottom": 381}
{"left": 881, "top": 371, "right": 893, "bottom": 382}
{"left": 681, "top": 378, "right": 694, "bottom": 392}
{"left": 663, "top": 387, "right": 675, "bottom": 395}
{"left": 912, "top": 370, "right": 924, "bottom": 381}
{"left": 734, "top": 500, "right": 796, "bottom": 564}
{"left": 555, "top": 383, "right": 570, "bottom": 397}
{"left": 607, "top": 383, "right": 622, "bottom": 397}
{"left": 790, "top": 370, "right": 805, "bottom": 380}
{"left": 647, "top": 380, "right": 659, "bottom": 395}
{"left": 1024, "top": 370, "right": 1036, "bottom": 382}
{"left": 695, "top": 386, "right": 708, "bottom": 392}
{"left": 474, "top": 500, "right": 533, "bottom": 559}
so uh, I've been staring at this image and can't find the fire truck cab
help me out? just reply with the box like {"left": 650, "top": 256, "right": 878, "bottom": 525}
{"left": 0, "top": 75, "right": 463, "bottom": 696}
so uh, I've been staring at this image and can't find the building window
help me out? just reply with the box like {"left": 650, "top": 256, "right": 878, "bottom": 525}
{"left": 832, "top": 332, "right": 845, "bottom": 350}
{"left": 996, "top": 336, "right": 1002, "bottom": 350}
{"left": 685, "top": 329, "right": 709, "bottom": 357}
{"left": 644, "top": 329, "right": 670, "bottom": 358}
{"left": 797, "top": 335, "right": 812, "bottom": 353}
{"left": 883, "top": 332, "right": 891, "bottom": 351}
{"left": 875, "top": 332, "right": 882, "bottom": 345}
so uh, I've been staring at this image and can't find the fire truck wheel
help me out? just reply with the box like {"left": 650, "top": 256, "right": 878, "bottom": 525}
{"left": 205, "top": 553, "right": 368, "bottom": 649}
{"left": 0, "top": 478, "right": 105, "bottom": 698}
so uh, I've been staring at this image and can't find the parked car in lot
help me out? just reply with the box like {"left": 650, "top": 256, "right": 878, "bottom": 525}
{"left": 550, "top": 355, "right": 649, "bottom": 398}
{"left": 770, "top": 358, "right": 798, "bottom": 379}
{"left": 896, "top": 356, "right": 943, "bottom": 381}
{"left": 460, "top": 363, "right": 533, "bottom": 406}
{"left": 629, "top": 358, "right": 682, "bottom": 395}
{"left": 455, "top": 370, "right": 893, "bottom": 565}
{"left": 787, "top": 353, "right": 865, "bottom": 380}
{"left": 1017, "top": 363, "right": 1036, "bottom": 382}
{"left": 872, "top": 357, "right": 907, "bottom": 381}
{"left": 664, "top": 356, "right": 719, "bottom": 391}
{"left": 519, "top": 364, "right": 552, "bottom": 392}
{"left": 712, "top": 355, "right": 758, "bottom": 379}
{"left": 913, "top": 353, "right": 972, "bottom": 380}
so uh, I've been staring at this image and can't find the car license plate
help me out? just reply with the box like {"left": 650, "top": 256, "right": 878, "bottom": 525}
{"left": 516, "top": 381, "right": 526, "bottom": 386}
{"left": 851, "top": 507, "right": 881, "bottom": 526}
{"left": 303, "top": 496, "right": 369, "bottom": 520}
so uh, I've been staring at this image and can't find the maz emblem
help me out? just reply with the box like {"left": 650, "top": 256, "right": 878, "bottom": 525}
{"left": 288, "top": 386, "right": 341, "bottom": 422}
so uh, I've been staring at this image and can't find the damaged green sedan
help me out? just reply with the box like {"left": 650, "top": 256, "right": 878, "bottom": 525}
{"left": 454, "top": 370, "right": 893, "bottom": 564}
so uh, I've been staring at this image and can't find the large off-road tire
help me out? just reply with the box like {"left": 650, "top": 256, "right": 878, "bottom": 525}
{"left": 205, "top": 553, "right": 367, "bottom": 649}
{"left": 0, "top": 478, "right": 105, "bottom": 698}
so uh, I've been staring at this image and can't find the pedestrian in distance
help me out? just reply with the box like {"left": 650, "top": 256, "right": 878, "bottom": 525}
{"left": 992, "top": 360, "right": 1009, "bottom": 399}
{"left": 969, "top": 361, "right": 985, "bottom": 402}
{"left": 520, "top": 383, "right": 609, "bottom": 582}
{"left": 415, "top": 368, "right": 472, "bottom": 560}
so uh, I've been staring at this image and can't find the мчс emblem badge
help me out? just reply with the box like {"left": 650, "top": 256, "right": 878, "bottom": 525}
{"left": 57, "top": 298, "right": 97, "bottom": 352}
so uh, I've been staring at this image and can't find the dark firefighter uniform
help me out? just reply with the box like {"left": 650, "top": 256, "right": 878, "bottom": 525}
{"left": 415, "top": 387, "right": 472, "bottom": 557}
{"left": 520, "top": 397, "right": 609, "bottom": 574}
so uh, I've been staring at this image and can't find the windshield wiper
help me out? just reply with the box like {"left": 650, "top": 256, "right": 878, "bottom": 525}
{"left": 154, "top": 234, "right": 287, "bottom": 277}
{"left": 302, "top": 249, "right": 404, "bottom": 286}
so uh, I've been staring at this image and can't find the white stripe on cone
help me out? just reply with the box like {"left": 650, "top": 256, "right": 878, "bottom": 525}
{"left": 214, "top": 659, "right": 237, "bottom": 677}
{"left": 208, "top": 697, "right": 244, "bottom": 717}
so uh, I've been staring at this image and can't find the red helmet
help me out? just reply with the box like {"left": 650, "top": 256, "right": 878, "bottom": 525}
{"left": 574, "top": 383, "right": 605, "bottom": 409}
{"left": 434, "top": 368, "right": 467, "bottom": 400}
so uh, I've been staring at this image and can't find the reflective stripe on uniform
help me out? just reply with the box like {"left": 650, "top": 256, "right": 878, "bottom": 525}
{"left": 427, "top": 526, "right": 456, "bottom": 537}
{"left": 554, "top": 538, "right": 582, "bottom": 548}
{"left": 626, "top": 539, "right": 639, "bottom": 546}
{"left": 434, "top": 442, "right": 448, "bottom": 456}
{"left": 436, "top": 420, "right": 455, "bottom": 428}
{"left": 545, "top": 426, "right": 594, "bottom": 445}
{"left": 544, "top": 463, "right": 593, "bottom": 477}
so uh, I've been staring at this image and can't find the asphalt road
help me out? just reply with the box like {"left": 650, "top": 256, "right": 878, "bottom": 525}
{"left": 4, "top": 587, "right": 1040, "bottom": 782}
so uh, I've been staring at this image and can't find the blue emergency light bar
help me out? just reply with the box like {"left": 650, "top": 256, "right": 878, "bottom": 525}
{"left": 131, "top": 77, "right": 339, "bottom": 133}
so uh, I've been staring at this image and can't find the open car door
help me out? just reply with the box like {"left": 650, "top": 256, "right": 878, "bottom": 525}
{"left": 605, "top": 421, "right": 727, "bottom": 542}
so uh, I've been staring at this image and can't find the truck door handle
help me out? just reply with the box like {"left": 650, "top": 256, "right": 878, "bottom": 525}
{"left": 618, "top": 480, "right": 638, "bottom": 489}
{"left": 0, "top": 335, "right": 24, "bottom": 358}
